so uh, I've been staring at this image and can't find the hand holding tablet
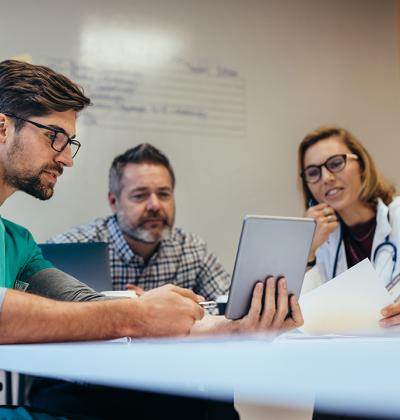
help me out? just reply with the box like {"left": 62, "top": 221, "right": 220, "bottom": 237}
{"left": 225, "top": 216, "right": 316, "bottom": 320}
{"left": 225, "top": 275, "right": 304, "bottom": 333}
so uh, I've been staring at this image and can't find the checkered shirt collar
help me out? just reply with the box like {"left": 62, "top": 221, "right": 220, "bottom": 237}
{"left": 107, "top": 215, "right": 142, "bottom": 264}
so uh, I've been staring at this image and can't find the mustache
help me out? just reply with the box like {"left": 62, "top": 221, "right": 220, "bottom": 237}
{"left": 139, "top": 211, "right": 169, "bottom": 225}
{"left": 40, "top": 163, "right": 64, "bottom": 177}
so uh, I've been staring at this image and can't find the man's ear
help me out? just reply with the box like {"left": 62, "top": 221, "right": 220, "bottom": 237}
{"left": 108, "top": 192, "right": 118, "bottom": 213}
{"left": 0, "top": 113, "right": 10, "bottom": 144}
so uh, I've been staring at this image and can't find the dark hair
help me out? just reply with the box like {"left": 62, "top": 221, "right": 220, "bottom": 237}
{"left": 109, "top": 143, "right": 176, "bottom": 196}
{"left": 298, "top": 125, "right": 396, "bottom": 209}
{"left": 0, "top": 59, "right": 91, "bottom": 130}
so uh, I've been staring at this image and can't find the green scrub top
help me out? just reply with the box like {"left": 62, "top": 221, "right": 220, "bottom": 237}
{"left": 0, "top": 217, "right": 53, "bottom": 289}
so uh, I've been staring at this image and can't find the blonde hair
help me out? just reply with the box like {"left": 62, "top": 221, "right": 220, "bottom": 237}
{"left": 298, "top": 126, "right": 395, "bottom": 210}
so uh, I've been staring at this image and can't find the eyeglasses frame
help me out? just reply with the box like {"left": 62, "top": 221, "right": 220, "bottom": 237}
{"left": 2, "top": 112, "right": 81, "bottom": 158}
{"left": 301, "top": 153, "right": 359, "bottom": 184}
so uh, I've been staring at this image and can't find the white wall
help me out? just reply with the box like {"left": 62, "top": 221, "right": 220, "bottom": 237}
{"left": 1, "top": 0, "right": 399, "bottom": 272}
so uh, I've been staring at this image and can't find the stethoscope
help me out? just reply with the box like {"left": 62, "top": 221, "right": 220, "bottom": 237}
{"left": 332, "top": 215, "right": 397, "bottom": 279}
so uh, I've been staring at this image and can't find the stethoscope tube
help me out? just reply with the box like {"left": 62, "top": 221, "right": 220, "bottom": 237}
{"left": 332, "top": 217, "right": 397, "bottom": 279}
{"left": 372, "top": 239, "right": 397, "bottom": 279}
{"left": 332, "top": 222, "right": 343, "bottom": 279}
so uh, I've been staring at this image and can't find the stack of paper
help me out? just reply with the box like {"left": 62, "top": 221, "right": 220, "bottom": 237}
{"left": 299, "top": 259, "right": 394, "bottom": 335}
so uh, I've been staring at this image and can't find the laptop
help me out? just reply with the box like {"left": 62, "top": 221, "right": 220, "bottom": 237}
{"left": 38, "top": 242, "right": 112, "bottom": 292}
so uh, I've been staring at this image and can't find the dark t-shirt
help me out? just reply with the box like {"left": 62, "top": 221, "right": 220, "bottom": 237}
{"left": 343, "top": 217, "right": 377, "bottom": 268}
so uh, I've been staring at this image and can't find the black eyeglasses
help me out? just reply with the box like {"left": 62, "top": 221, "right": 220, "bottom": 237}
{"left": 3, "top": 113, "right": 81, "bottom": 158}
{"left": 301, "top": 153, "right": 358, "bottom": 184}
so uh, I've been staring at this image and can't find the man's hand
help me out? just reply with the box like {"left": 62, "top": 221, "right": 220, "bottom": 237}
{"left": 191, "top": 277, "right": 303, "bottom": 336}
{"left": 228, "top": 276, "right": 303, "bottom": 334}
{"left": 135, "top": 284, "right": 205, "bottom": 337}
{"left": 305, "top": 203, "right": 338, "bottom": 260}
{"left": 380, "top": 302, "right": 400, "bottom": 327}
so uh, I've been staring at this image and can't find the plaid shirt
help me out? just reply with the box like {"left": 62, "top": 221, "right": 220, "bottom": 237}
{"left": 49, "top": 215, "right": 230, "bottom": 300}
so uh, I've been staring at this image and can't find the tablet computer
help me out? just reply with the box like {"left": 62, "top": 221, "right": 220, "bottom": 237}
{"left": 225, "top": 215, "right": 315, "bottom": 320}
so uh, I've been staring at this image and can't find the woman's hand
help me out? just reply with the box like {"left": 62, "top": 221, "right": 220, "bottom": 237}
{"left": 380, "top": 302, "right": 400, "bottom": 327}
{"left": 305, "top": 203, "right": 339, "bottom": 259}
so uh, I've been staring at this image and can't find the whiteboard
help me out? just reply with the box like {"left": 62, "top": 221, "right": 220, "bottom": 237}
{"left": 1, "top": 0, "right": 399, "bottom": 272}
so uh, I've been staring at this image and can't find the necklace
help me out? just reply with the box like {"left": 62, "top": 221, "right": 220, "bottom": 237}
{"left": 343, "top": 218, "right": 377, "bottom": 267}
{"left": 346, "top": 218, "right": 376, "bottom": 242}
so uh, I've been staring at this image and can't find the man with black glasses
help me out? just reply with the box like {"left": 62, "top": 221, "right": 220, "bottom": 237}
{"left": 0, "top": 59, "right": 206, "bottom": 344}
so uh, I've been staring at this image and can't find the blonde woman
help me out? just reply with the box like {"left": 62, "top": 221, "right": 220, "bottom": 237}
{"left": 298, "top": 126, "right": 400, "bottom": 327}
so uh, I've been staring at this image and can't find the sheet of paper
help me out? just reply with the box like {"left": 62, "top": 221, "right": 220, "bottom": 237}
{"left": 299, "top": 259, "right": 394, "bottom": 335}
{"left": 101, "top": 290, "right": 137, "bottom": 298}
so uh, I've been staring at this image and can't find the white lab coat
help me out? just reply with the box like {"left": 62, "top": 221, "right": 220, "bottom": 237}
{"left": 302, "top": 196, "right": 400, "bottom": 294}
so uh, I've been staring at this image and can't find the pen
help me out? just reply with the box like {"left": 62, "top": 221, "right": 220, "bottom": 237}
{"left": 198, "top": 300, "right": 217, "bottom": 309}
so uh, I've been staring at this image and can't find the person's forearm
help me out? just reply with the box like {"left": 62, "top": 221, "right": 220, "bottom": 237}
{"left": 0, "top": 289, "right": 144, "bottom": 344}
{"left": 27, "top": 268, "right": 106, "bottom": 302}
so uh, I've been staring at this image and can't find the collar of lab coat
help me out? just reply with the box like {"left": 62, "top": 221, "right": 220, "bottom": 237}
{"left": 317, "top": 198, "right": 393, "bottom": 280}
{"left": 372, "top": 198, "right": 391, "bottom": 253}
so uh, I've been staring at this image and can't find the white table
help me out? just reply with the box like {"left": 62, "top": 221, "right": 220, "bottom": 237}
{"left": 0, "top": 334, "right": 399, "bottom": 418}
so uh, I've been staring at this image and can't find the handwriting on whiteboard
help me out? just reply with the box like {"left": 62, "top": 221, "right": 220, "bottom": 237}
{"left": 37, "top": 56, "right": 246, "bottom": 138}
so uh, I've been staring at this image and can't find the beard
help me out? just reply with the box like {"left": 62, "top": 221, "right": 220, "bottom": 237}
{"left": 117, "top": 210, "right": 174, "bottom": 244}
{"left": 4, "top": 136, "right": 63, "bottom": 201}
{"left": 6, "top": 169, "right": 57, "bottom": 200}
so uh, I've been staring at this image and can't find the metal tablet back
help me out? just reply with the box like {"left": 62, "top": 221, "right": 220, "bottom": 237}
{"left": 225, "top": 216, "right": 315, "bottom": 320}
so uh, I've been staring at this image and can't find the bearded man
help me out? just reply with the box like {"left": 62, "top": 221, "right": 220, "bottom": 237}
{"left": 50, "top": 143, "right": 230, "bottom": 301}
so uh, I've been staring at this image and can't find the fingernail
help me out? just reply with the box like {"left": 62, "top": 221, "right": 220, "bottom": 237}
{"left": 381, "top": 309, "right": 388, "bottom": 316}
{"left": 280, "top": 278, "right": 287, "bottom": 289}
{"left": 379, "top": 319, "right": 387, "bottom": 327}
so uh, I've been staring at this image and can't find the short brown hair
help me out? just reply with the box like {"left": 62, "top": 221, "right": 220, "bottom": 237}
{"left": 298, "top": 126, "right": 396, "bottom": 209}
{"left": 109, "top": 143, "right": 176, "bottom": 197}
{"left": 0, "top": 60, "right": 91, "bottom": 130}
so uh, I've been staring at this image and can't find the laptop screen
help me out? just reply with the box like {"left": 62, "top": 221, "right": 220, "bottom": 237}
{"left": 38, "top": 242, "right": 112, "bottom": 292}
